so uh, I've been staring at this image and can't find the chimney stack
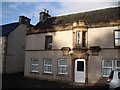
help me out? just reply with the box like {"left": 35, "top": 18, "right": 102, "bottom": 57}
{"left": 39, "top": 8, "right": 51, "bottom": 22}
{"left": 19, "top": 16, "right": 31, "bottom": 25}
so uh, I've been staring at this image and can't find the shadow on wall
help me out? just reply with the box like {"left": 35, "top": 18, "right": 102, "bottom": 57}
{"left": 88, "top": 27, "right": 119, "bottom": 86}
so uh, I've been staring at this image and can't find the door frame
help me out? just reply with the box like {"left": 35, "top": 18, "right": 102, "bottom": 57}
{"left": 74, "top": 59, "right": 86, "bottom": 83}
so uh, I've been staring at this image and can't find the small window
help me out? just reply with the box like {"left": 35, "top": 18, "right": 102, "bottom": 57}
{"left": 76, "top": 31, "right": 81, "bottom": 46}
{"left": 82, "top": 31, "right": 86, "bottom": 47}
{"left": 115, "top": 60, "right": 120, "bottom": 68}
{"left": 44, "top": 58, "right": 52, "bottom": 73}
{"left": 45, "top": 36, "right": 52, "bottom": 49}
{"left": 31, "top": 58, "right": 39, "bottom": 72}
{"left": 102, "top": 60, "right": 113, "bottom": 77}
{"left": 58, "top": 59, "right": 68, "bottom": 74}
{"left": 118, "top": 72, "right": 120, "bottom": 79}
{"left": 114, "top": 30, "right": 120, "bottom": 47}
{"left": 77, "top": 61, "right": 84, "bottom": 71}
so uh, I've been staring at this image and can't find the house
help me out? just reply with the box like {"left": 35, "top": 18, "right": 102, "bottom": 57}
{"left": 0, "top": 16, "right": 31, "bottom": 74}
{"left": 24, "top": 7, "right": 120, "bottom": 84}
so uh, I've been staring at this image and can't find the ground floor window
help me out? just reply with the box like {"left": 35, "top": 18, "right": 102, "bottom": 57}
{"left": 102, "top": 60, "right": 120, "bottom": 77}
{"left": 44, "top": 58, "right": 52, "bottom": 73}
{"left": 58, "top": 59, "right": 68, "bottom": 74}
{"left": 102, "top": 60, "right": 113, "bottom": 77}
{"left": 31, "top": 58, "right": 39, "bottom": 72}
{"left": 115, "top": 60, "right": 120, "bottom": 68}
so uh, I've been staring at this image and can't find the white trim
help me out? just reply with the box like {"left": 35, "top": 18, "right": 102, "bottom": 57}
{"left": 58, "top": 59, "right": 68, "bottom": 74}
{"left": 76, "top": 31, "right": 81, "bottom": 46}
{"left": 74, "top": 59, "right": 86, "bottom": 83}
{"left": 115, "top": 60, "right": 120, "bottom": 69}
{"left": 44, "top": 58, "right": 52, "bottom": 73}
{"left": 31, "top": 58, "right": 39, "bottom": 73}
{"left": 102, "top": 60, "right": 113, "bottom": 77}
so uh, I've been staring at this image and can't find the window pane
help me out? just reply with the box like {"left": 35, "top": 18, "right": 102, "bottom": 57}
{"left": 103, "top": 68, "right": 112, "bottom": 76}
{"left": 45, "top": 59, "right": 52, "bottom": 65}
{"left": 58, "top": 59, "right": 68, "bottom": 74}
{"left": 45, "top": 36, "right": 52, "bottom": 49}
{"left": 44, "top": 66, "right": 52, "bottom": 72}
{"left": 59, "top": 67, "right": 67, "bottom": 74}
{"left": 117, "top": 61, "right": 120, "bottom": 67}
{"left": 115, "top": 31, "right": 120, "bottom": 38}
{"left": 115, "top": 39, "right": 120, "bottom": 46}
{"left": 82, "top": 31, "right": 86, "bottom": 47}
{"left": 59, "top": 60, "right": 67, "bottom": 65}
{"left": 76, "top": 32, "right": 80, "bottom": 45}
{"left": 32, "top": 59, "right": 38, "bottom": 64}
{"left": 104, "top": 61, "right": 112, "bottom": 67}
{"left": 32, "top": 65, "right": 38, "bottom": 71}
{"left": 77, "top": 61, "right": 84, "bottom": 71}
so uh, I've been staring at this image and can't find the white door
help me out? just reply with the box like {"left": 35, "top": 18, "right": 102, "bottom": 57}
{"left": 75, "top": 59, "right": 86, "bottom": 83}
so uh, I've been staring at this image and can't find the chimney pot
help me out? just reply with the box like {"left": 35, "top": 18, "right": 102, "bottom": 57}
{"left": 39, "top": 9, "right": 51, "bottom": 22}
{"left": 19, "top": 16, "right": 31, "bottom": 25}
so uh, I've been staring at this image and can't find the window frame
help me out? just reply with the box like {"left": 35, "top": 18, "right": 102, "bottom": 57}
{"left": 45, "top": 36, "right": 53, "bottom": 49}
{"left": 76, "top": 31, "right": 81, "bottom": 46}
{"left": 58, "top": 59, "right": 68, "bottom": 74}
{"left": 44, "top": 58, "right": 52, "bottom": 74}
{"left": 115, "top": 60, "right": 120, "bottom": 69}
{"left": 82, "top": 31, "right": 87, "bottom": 47}
{"left": 31, "top": 58, "right": 39, "bottom": 73}
{"left": 102, "top": 60, "right": 113, "bottom": 77}
{"left": 114, "top": 30, "right": 120, "bottom": 47}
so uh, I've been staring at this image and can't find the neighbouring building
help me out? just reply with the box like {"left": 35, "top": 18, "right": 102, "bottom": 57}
{"left": 24, "top": 7, "right": 120, "bottom": 84}
{"left": 0, "top": 16, "right": 32, "bottom": 74}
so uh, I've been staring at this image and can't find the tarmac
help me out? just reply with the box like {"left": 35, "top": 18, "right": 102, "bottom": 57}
{"left": 2, "top": 73, "right": 109, "bottom": 90}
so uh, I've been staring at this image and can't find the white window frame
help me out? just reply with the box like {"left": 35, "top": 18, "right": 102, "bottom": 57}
{"left": 115, "top": 60, "right": 120, "bottom": 69}
{"left": 114, "top": 30, "right": 120, "bottom": 47}
{"left": 76, "top": 31, "right": 81, "bottom": 46}
{"left": 44, "top": 58, "right": 52, "bottom": 73}
{"left": 31, "top": 58, "right": 39, "bottom": 72}
{"left": 102, "top": 60, "right": 113, "bottom": 77}
{"left": 58, "top": 59, "right": 68, "bottom": 74}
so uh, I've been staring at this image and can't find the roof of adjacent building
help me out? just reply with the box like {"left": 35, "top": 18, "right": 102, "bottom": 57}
{"left": 35, "top": 6, "right": 120, "bottom": 29}
{"left": 0, "top": 22, "right": 19, "bottom": 36}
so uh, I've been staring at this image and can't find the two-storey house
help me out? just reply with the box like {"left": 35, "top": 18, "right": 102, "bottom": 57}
{"left": 24, "top": 7, "right": 120, "bottom": 84}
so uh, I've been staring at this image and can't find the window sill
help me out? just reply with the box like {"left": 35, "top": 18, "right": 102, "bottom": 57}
{"left": 56, "top": 74, "right": 69, "bottom": 77}
{"left": 30, "top": 72, "right": 39, "bottom": 74}
{"left": 42, "top": 73, "right": 53, "bottom": 76}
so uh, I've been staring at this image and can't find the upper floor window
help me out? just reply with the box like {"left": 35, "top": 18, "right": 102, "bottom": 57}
{"left": 76, "top": 31, "right": 86, "bottom": 47}
{"left": 82, "top": 31, "right": 86, "bottom": 47}
{"left": 114, "top": 30, "right": 120, "bottom": 47}
{"left": 45, "top": 36, "right": 53, "bottom": 49}
{"left": 76, "top": 31, "right": 81, "bottom": 46}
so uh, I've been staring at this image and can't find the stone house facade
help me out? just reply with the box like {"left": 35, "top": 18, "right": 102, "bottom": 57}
{"left": 24, "top": 7, "right": 120, "bottom": 84}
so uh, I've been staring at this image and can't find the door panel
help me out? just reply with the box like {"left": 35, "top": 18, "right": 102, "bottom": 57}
{"left": 75, "top": 59, "right": 86, "bottom": 83}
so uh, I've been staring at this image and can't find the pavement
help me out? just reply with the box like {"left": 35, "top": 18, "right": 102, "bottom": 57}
{"left": 2, "top": 73, "right": 109, "bottom": 90}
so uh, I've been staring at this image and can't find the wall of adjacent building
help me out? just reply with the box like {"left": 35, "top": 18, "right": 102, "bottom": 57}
{"left": 88, "top": 26, "right": 120, "bottom": 83}
{"left": 0, "top": 36, "right": 6, "bottom": 74}
{"left": 5, "top": 24, "right": 26, "bottom": 73}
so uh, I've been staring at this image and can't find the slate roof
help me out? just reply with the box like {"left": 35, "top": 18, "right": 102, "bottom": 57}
{"left": 35, "top": 6, "right": 120, "bottom": 29}
{"left": 0, "top": 22, "right": 19, "bottom": 36}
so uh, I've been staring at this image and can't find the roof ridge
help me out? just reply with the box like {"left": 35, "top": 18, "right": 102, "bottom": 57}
{"left": 52, "top": 6, "right": 119, "bottom": 18}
